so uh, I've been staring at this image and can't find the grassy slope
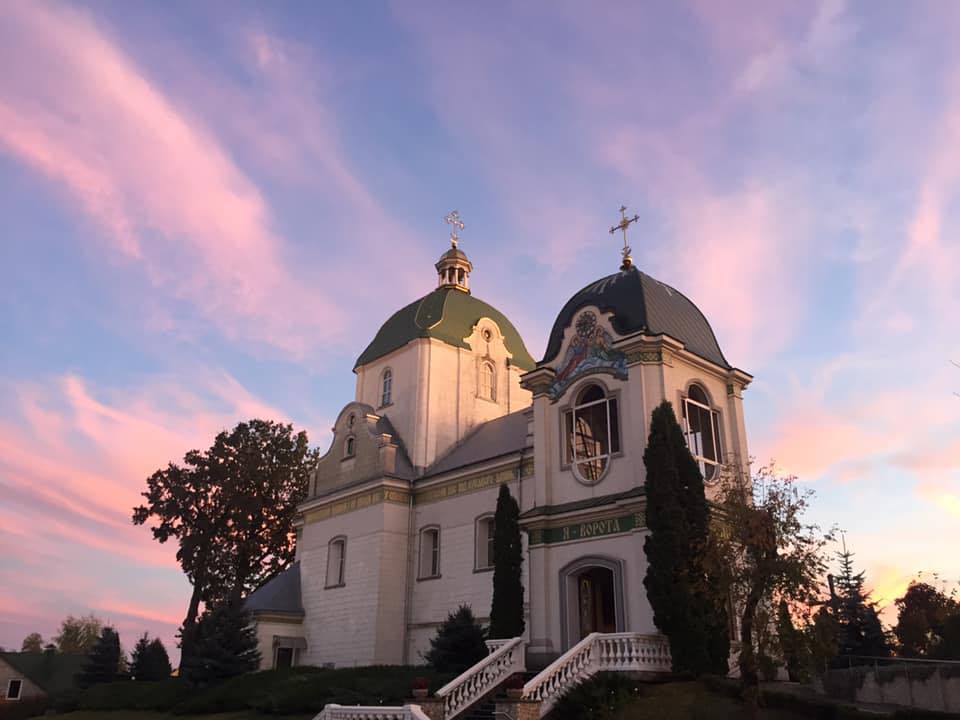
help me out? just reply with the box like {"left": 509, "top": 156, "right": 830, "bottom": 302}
{"left": 616, "top": 682, "right": 808, "bottom": 720}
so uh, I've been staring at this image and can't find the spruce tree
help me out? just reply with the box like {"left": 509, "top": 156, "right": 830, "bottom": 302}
{"left": 834, "top": 545, "right": 891, "bottom": 659}
{"left": 643, "top": 400, "right": 727, "bottom": 675}
{"left": 78, "top": 627, "right": 121, "bottom": 687}
{"left": 424, "top": 604, "right": 487, "bottom": 674}
{"left": 131, "top": 634, "right": 172, "bottom": 681}
{"left": 183, "top": 601, "right": 260, "bottom": 685}
{"left": 489, "top": 484, "right": 525, "bottom": 639}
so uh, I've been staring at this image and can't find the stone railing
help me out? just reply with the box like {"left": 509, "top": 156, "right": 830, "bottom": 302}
{"left": 522, "top": 632, "right": 671, "bottom": 716}
{"left": 484, "top": 638, "right": 514, "bottom": 654}
{"left": 435, "top": 636, "right": 526, "bottom": 719}
{"left": 314, "top": 704, "right": 431, "bottom": 720}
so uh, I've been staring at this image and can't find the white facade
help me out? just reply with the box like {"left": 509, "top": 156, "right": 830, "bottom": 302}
{"left": 247, "top": 248, "right": 752, "bottom": 671}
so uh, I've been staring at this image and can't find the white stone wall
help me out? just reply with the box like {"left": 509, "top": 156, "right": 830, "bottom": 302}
{"left": 405, "top": 476, "right": 530, "bottom": 663}
{"left": 252, "top": 619, "right": 305, "bottom": 670}
{"left": 300, "top": 500, "right": 410, "bottom": 667}
{"left": 526, "top": 530, "right": 654, "bottom": 661}
{"left": 354, "top": 325, "right": 531, "bottom": 472}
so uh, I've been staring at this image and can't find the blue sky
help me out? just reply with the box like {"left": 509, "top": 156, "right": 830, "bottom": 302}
{"left": 1, "top": 0, "right": 958, "bottom": 654}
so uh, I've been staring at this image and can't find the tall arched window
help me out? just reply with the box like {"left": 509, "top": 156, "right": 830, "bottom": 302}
{"left": 563, "top": 384, "right": 620, "bottom": 484}
{"left": 419, "top": 527, "right": 441, "bottom": 579}
{"left": 381, "top": 369, "right": 393, "bottom": 407}
{"left": 326, "top": 537, "right": 346, "bottom": 587}
{"left": 683, "top": 383, "right": 722, "bottom": 481}
{"left": 479, "top": 361, "right": 495, "bottom": 401}
{"left": 475, "top": 515, "right": 495, "bottom": 570}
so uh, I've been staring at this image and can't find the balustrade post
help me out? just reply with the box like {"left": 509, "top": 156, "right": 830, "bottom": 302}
{"left": 414, "top": 697, "right": 446, "bottom": 720}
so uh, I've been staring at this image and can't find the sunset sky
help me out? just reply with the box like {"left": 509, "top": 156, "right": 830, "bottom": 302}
{"left": 1, "top": 1, "right": 958, "bottom": 657}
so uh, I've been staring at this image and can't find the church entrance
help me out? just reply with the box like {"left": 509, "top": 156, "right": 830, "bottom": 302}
{"left": 576, "top": 566, "right": 617, "bottom": 639}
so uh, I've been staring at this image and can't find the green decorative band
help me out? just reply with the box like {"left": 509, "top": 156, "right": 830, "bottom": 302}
{"left": 305, "top": 487, "right": 410, "bottom": 523}
{"left": 418, "top": 466, "right": 513, "bottom": 505}
{"left": 625, "top": 350, "right": 663, "bottom": 364}
{"left": 527, "top": 511, "right": 644, "bottom": 546}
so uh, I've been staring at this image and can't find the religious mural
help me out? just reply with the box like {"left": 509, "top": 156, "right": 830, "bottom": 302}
{"left": 548, "top": 311, "right": 627, "bottom": 400}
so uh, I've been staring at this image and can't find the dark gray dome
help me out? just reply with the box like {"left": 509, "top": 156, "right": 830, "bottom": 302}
{"left": 541, "top": 266, "right": 730, "bottom": 368}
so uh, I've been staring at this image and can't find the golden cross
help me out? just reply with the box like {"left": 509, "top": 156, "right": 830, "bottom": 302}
{"left": 444, "top": 210, "right": 465, "bottom": 248}
{"left": 609, "top": 204, "right": 640, "bottom": 269}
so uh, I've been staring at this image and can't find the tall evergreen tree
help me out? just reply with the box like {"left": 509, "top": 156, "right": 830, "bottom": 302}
{"left": 833, "top": 544, "right": 891, "bottom": 659}
{"left": 78, "top": 627, "right": 121, "bottom": 688}
{"left": 182, "top": 601, "right": 260, "bottom": 685}
{"left": 424, "top": 604, "right": 487, "bottom": 674}
{"left": 489, "top": 484, "right": 525, "bottom": 639}
{"left": 643, "top": 401, "right": 728, "bottom": 675}
{"left": 131, "top": 634, "right": 172, "bottom": 681}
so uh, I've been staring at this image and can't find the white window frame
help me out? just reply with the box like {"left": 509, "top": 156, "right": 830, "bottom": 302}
{"left": 418, "top": 526, "right": 441, "bottom": 579}
{"left": 478, "top": 361, "right": 496, "bottom": 401}
{"left": 682, "top": 384, "right": 723, "bottom": 482}
{"left": 381, "top": 369, "right": 393, "bottom": 407}
{"left": 562, "top": 383, "right": 621, "bottom": 485}
{"left": 475, "top": 514, "right": 495, "bottom": 571}
{"left": 326, "top": 536, "right": 346, "bottom": 588}
{"left": 6, "top": 679, "right": 22, "bottom": 701}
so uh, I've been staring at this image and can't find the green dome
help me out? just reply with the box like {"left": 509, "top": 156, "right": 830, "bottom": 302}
{"left": 355, "top": 287, "right": 536, "bottom": 371}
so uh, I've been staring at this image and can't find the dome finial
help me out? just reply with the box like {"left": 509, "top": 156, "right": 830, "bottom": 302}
{"left": 444, "top": 210, "right": 465, "bottom": 248}
{"left": 436, "top": 210, "right": 473, "bottom": 292}
{"left": 609, "top": 204, "right": 640, "bottom": 271}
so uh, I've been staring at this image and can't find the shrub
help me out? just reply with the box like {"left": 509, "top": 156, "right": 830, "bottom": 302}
{"left": 77, "top": 679, "right": 192, "bottom": 711}
{"left": 424, "top": 604, "right": 487, "bottom": 674}
{"left": 550, "top": 673, "right": 642, "bottom": 720}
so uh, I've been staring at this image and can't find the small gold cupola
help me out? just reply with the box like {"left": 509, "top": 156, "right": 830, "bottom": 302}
{"left": 436, "top": 210, "right": 473, "bottom": 292}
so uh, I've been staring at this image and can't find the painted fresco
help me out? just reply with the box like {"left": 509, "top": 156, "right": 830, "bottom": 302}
{"left": 548, "top": 311, "right": 627, "bottom": 400}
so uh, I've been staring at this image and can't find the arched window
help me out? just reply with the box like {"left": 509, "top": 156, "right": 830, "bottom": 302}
{"left": 475, "top": 515, "right": 495, "bottom": 570}
{"left": 479, "top": 361, "right": 495, "bottom": 401}
{"left": 419, "top": 527, "right": 441, "bottom": 579}
{"left": 563, "top": 384, "right": 620, "bottom": 484}
{"left": 381, "top": 369, "right": 393, "bottom": 407}
{"left": 344, "top": 436, "right": 356, "bottom": 458}
{"left": 347, "top": 413, "right": 355, "bottom": 428}
{"left": 326, "top": 537, "right": 346, "bottom": 587}
{"left": 683, "top": 383, "right": 722, "bottom": 481}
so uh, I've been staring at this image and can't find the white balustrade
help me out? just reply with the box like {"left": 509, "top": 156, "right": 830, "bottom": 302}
{"left": 485, "top": 638, "right": 513, "bottom": 654}
{"left": 522, "top": 632, "right": 671, "bottom": 716}
{"left": 435, "top": 636, "right": 526, "bottom": 719}
{"left": 314, "top": 704, "right": 431, "bottom": 720}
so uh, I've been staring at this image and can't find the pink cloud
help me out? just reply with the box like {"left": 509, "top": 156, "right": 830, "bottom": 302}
{"left": 0, "top": 2, "right": 346, "bottom": 355}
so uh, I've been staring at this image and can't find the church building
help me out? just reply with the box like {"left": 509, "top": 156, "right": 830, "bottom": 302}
{"left": 245, "top": 211, "right": 753, "bottom": 671}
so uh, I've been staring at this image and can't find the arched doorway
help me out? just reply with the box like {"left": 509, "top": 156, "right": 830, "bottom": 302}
{"left": 559, "top": 556, "right": 627, "bottom": 649}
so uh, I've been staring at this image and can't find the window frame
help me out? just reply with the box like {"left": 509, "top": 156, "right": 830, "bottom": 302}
{"left": 474, "top": 514, "right": 496, "bottom": 572}
{"left": 6, "top": 679, "right": 22, "bottom": 701}
{"left": 418, "top": 526, "right": 441, "bottom": 580}
{"left": 325, "top": 536, "right": 347, "bottom": 588}
{"left": 343, "top": 435, "right": 356, "bottom": 459}
{"left": 560, "top": 382, "right": 622, "bottom": 485}
{"left": 380, "top": 368, "right": 393, "bottom": 407}
{"left": 682, "top": 383, "right": 723, "bottom": 482}
{"left": 478, "top": 360, "right": 496, "bottom": 402}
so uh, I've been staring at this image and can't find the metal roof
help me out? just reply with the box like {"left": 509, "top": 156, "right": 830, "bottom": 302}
{"left": 424, "top": 410, "right": 531, "bottom": 478}
{"left": 244, "top": 562, "right": 303, "bottom": 617}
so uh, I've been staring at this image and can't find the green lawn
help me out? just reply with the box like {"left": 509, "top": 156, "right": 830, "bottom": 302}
{"left": 615, "top": 681, "right": 809, "bottom": 720}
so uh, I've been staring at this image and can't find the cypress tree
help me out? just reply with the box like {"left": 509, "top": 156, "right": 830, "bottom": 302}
{"left": 78, "top": 627, "right": 121, "bottom": 687}
{"left": 643, "top": 400, "right": 728, "bottom": 675}
{"left": 489, "top": 483, "right": 525, "bottom": 639}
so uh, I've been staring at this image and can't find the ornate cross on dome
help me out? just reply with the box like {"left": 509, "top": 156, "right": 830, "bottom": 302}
{"left": 609, "top": 204, "right": 640, "bottom": 270}
{"left": 444, "top": 210, "right": 465, "bottom": 248}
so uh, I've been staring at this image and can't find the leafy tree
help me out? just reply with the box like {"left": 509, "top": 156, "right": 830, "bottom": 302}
{"left": 78, "top": 626, "right": 121, "bottom": 687}
{"left": 424, "top": 604, "right": 487, "bottom": 674}
{"left": 54, "top": 614, "right": 103, "bottom": 655}
{"left": 489, "top": 484, "right": 525, "bottom": 639}
{"left": 133, "top": 419, "right": 316, "bottom": 668}
{"left": 894, "top": 580, "right": 959, "bottom": 657}
{"left": 705, "top": 464, "right": 831, "bottom": 713}
{"left": 643, "top": 401, "right": 728, "bottom": 676}
{"left": 832, "top": 544, "right": 890, "bottom": 659}
{"left": 20, "top": 633, "right": 43, "bottom": 653}
{"left": 937, "top": 613, "right": 960, "bottom": 659}
{"left": 776, "top": 601, "right": 805, "bottom": 682}
{"left": 130, "top": 633, "right": 173, "bottom": 680}
{"left": 182, "top": 601, "right": 261, "bottom": 685}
